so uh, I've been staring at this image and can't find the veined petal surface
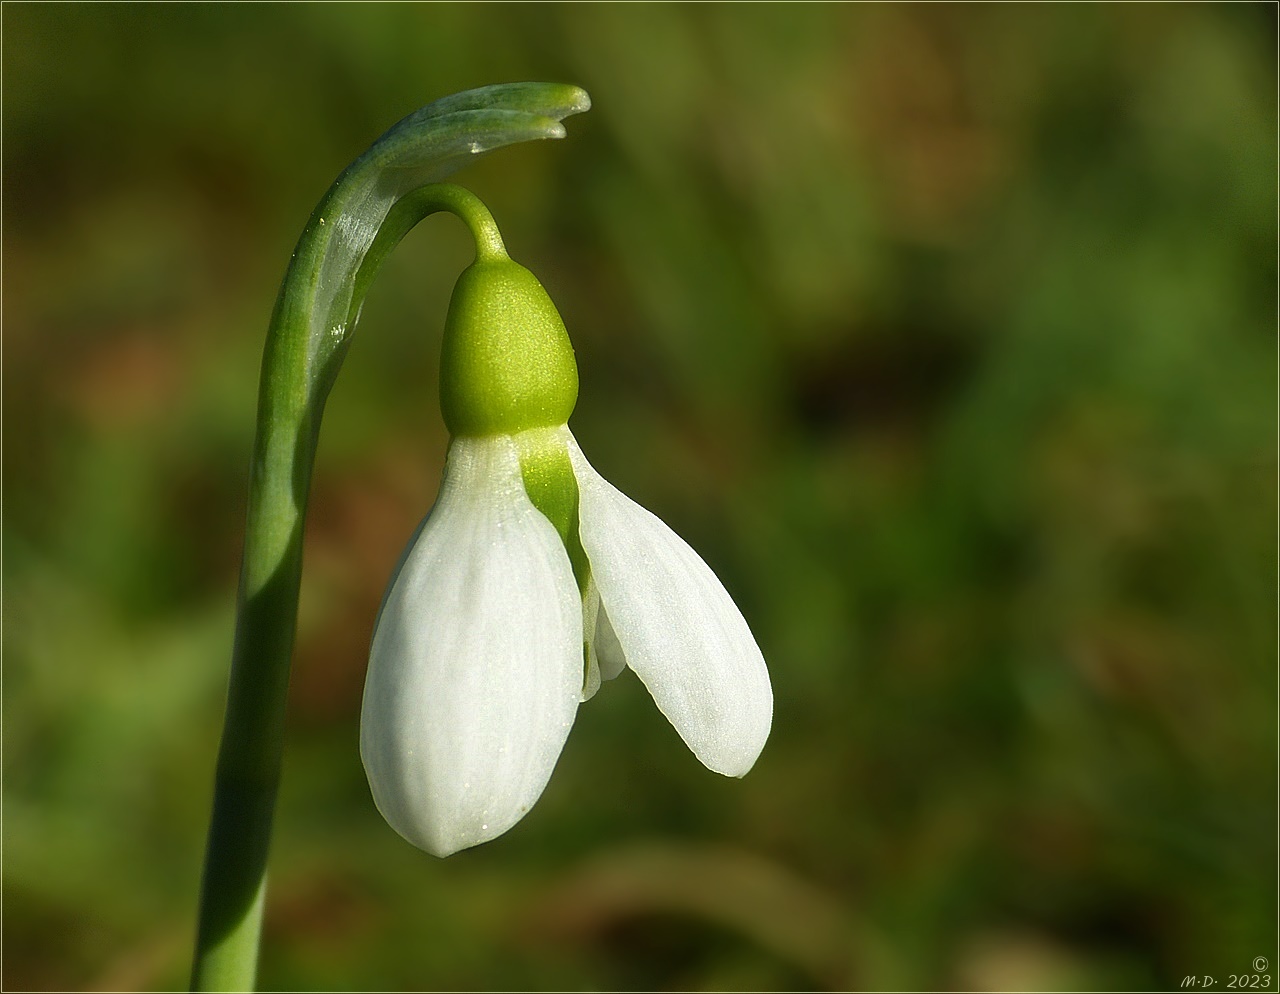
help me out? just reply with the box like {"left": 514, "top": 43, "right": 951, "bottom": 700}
{"left": 565, "top": 431, "right": 772, "bottom": 777}
{"left": 361, "top": 435, "right": 582, "bottom": 856}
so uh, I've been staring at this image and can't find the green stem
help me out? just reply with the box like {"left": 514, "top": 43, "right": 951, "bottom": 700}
{"left": 190, "top": 84, "right": 588, "bottom": 993}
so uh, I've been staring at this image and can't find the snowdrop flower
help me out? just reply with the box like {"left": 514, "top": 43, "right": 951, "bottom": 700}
{"left": 360, "top": 201, "right": 772, "bottom": 857}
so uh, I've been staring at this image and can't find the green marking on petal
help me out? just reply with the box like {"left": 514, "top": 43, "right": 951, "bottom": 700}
{"left": 517, "top": 427, "right": 595, "bottom": 695}
{"left": 516, "top": 428, "right": 590, "bottom": 596}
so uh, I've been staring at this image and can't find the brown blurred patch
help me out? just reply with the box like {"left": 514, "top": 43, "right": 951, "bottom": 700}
{"left": 61, "top": 329, "right": 189, "bottom": 430}
{"left": 263, "top": 871, "right": 382, "bottom": 951}
{"left": 791, "top": 321, "right": 976, "bottom": 443}
{"left": 952, "top": 928, "right": 1090, "bottom": 992}
{"left": 89, "top": 928, "right": 188, "bottom": 993}
{"left": 1067, "top": 611, "right": 1227, "bottom": 757}
{"left": 519, "top": 841, "right": 862, "bottom": 990}
{"left": 849, "top": 9, "right": 1011, "bottom": 242}
{"left": 290, "top": 431, "right": 446, "bottom": 724}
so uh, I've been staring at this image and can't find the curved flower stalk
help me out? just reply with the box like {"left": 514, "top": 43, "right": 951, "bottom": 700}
{"left": 191, "top": 84, "right": 589, "bottom": 993}
{"left": 360, "top": 201, "right": 773, "bottom": 857}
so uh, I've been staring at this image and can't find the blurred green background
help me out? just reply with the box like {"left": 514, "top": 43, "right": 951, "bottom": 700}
{"left": 4, "top": 4, "right": 1276, "bottom": 991}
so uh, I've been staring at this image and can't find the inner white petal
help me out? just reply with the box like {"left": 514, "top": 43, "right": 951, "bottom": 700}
{"left": 581, "top": 577, "right": 625, "bottom": 701}
{"left": 565, "top": 430, "right": 773, "bottom": 777}
{"left": 360, "top": 434, "right": 583, "bottom": 857}
{"left": 581, "top": 578, "right": 602, "bottom": 702}
{"left": 594, "top": 600, "right": 627, "bottom": 682}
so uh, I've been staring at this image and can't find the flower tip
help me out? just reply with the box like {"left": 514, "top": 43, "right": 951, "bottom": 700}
{"left": 372, "top": 804, "right": 497, "bottom": 859}
{"left": 698, "top": 714, "right": 772, "bottom": 780}
{"left": 413, "top": 824, "right": 489, "bottom": 859}
{"left": 565, "top": 86, "right": 592, "bottom": 115}
{"left": 720, "top": 748, "right": 765, "bottom": 780}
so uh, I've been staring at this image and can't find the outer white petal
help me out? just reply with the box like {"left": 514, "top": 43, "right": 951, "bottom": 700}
{"left": 360, "top": 435, "right": 582, "bottom": 857}
{"left": 565, "top": 431, "right": 773, "bottom": 777}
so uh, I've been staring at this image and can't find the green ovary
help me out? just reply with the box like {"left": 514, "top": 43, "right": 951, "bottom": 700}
{"left": 439, "top": 257, "right": 579, "bottom": 438}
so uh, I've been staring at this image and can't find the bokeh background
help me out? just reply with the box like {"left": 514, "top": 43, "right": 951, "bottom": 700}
{"left": 4, "top": 4, "right": 1276, "bottom": 991}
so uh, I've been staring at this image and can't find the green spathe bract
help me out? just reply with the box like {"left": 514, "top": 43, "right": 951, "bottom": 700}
{"left": 440, "top": 258, "right": 579, "bottom": 437}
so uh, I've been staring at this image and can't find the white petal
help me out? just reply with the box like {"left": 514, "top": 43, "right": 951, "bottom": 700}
{"left": 580, "top": 578, "right": 602, "bottom": 702}
{"left": 360, "top": 435, "right": 582, "bottom": 856}
{"left": 580, "top": 578, "right": 626, "bottom": 701}
{"left": 566, "top": 431, "right": 772, "bottom": 777}
{"left": 594, "top": 600, "right": 627, "bottom": 682}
